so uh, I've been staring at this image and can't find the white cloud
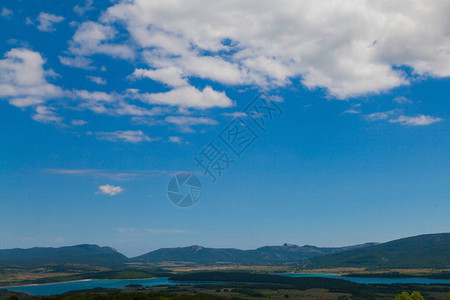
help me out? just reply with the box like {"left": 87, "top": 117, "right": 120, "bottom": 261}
{"left": 71, "top": 119, "right": 87, "bottom": 126}
{"left": 96, "top": 184, "right": 124, "bottom": 196}
{"left": 138, "top": 85, "right": 233, "bottom": 109}
{"left": 165, "top": 116, "right": 217, "bottom": 126}
{"left": 1, "top": 8, "right": 13, "bottom": 19}
{"left": 87, "top": 75, "right": 107, "bottom": 85}
{"left": 390, "top": 115, "right": 443, "bottom": 126}
{"left": 221, "top": 111, "right": 248, "bottom": 118}
{"left": 165, "top": 115, "right": 218, "bottom": 132}
{"left": 131, "top": 67, "right": 187, "bottom": 87}
{"left": 342, "top": 109, "right": 361, "bottom": 115}
{"left": 73, "top": 89, "right": 165, "bottom": 117}
{"left": 75, "top": 89, "right": 113, "bottom": 102}
{"left": 365, "top": 111, "right": 395, "bottom": 121}
{"left": 36, "top": 12, "right": 64, "bottom": 32}
{"left": 0, "top": 48, "right": 62, "bottom": 100}
{"left": 32, "top": 105, "right": 62, "bottom": 123}
{"left": 69, "top": 21, "right": 134, "bottom": 59}
{"left": 393, "top": 96, "right": 413, "bottom": 104}
{"left": 59, "top": 55, "right": 95, "bottom": 70}
{"left": 101, "top": 0, "right": 450, "bottom": 99}
{"left": 90, "top": 130, "right": 157, "bottom": 143}
{"left": 8, "top": 97, "right": 44, "bottom": 108}
{"left": 74, "top": 0, "right": 94, "bottom": 16}
{"left": 146, "top": 228, "right": 185, "bottom": 234}
{"left": 117, "top": 228, "right": 185, "bottom": 234}
{"left": 168, "top": 136, "right": 182, "bottom": 143}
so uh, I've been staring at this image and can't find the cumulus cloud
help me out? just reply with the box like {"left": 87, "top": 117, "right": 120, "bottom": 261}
{"left": 390, "top": 115, "right": 443, "bottom": 126}
{"left": 100, "top": 0, "right": 450, "bottom": 99}
{"left": 36, "top": 12, "right": 64, "bottom": 32}
{"left": 0, "top": 48, "right": 62, "bottom": 105}
{"left": 96, "top": 184, "right": 124, "bottom": 196}
{"left": 138, "top": 86, "right": 233, "bottom": 109}
{"left": 90, "top": 130, "right": 157, "bottom": 143}
{"left": 69, "top": 21, "right": 134, "bottom": 59}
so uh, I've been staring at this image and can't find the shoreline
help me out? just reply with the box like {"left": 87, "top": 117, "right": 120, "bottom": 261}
{"left": 0, "top": 279, "right": 94, "bottom": 289}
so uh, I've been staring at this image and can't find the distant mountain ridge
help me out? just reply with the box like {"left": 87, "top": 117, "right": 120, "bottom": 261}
{"left": 0, "top": 244, "right": 128, "bottom": 267}
{"left": 132, "top": 242, "right": 378, "bottom": 265}
{"left": 303, "top": 233, "right": 450, "bottom": 269}
{"left": 0, "top": 233, "right": 448, "bottom": 268}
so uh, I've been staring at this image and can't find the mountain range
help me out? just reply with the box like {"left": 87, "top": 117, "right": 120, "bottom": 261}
{"left": 0, "top": 233, "right": 449, "bottom": 269}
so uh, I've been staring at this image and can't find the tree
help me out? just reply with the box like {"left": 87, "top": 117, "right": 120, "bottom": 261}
{"left": 394, "top": 291, "right": 425, "bottom": 300}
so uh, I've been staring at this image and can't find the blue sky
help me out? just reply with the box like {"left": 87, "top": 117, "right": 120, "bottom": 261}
{"left": 0, "top": 0, "right": 449, "bottom": 257}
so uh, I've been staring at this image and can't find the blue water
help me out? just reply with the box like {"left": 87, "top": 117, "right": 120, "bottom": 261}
{"left": 1, "top": 277, "right": 194, "bottom": 296}
{"left": 280, "top": 273, "right": 450, "bottom": 285}
{"left": 3, "top": 274, "right": 450, "bottom": 295}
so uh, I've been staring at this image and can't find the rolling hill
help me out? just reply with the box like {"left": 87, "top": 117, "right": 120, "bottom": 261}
{"left": 303, "top": 233, "right": 450, "bottom": 269}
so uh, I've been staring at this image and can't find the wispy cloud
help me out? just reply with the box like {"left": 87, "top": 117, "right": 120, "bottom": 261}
{"left": 117, "top": 228, "right": 186, "bottom": 235}
{"left": 89, "top": 130, "right": 158, "bottom": 143}
{"left": 221, "top": 111, "right": 248, "bottom": 118}
{"left": 365, "top": 111, "right": 396, "bottom": 121}
{"left": 165, "top": 116, "right": 217, "bottom": 132}
{"left": 390, "top": 115, "right": 443, "bottom": 126}
{"left": 32, "top": 106, "right": 63, "bottom": 124}
{"left": 1, "top": 8, "right": 13, "bottom": 19}
{"left": 342, "top": 109, "right": 361, "bottom": 115}
{"left": 45, "top": 169, "right": 171, "bottom": 181}
{"left": 146, "top": 228, "right": 186, "bottom": 234}
{"left": 393, "top": 96, "right": 413, "bottom": 104}
{"left": 71, "top": 119, "right": 87, "bottom": 126}
{"left": 96, "top": 184, "right": 124, "bottom": 196}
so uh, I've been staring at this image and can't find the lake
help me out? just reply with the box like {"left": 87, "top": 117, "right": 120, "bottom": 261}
{"left": 3, "top": 274, "right": 450, "bottom": 295}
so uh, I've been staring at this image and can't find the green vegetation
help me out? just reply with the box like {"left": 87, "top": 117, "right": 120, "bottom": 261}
{"left": 344, "top": 271, "right": 450, "bottom": 279}
{"left": 394, "top": 291, "right": 425, "bottom": 300}
{"left": 170, "top": 271, "right": 450, "bottom": 299}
